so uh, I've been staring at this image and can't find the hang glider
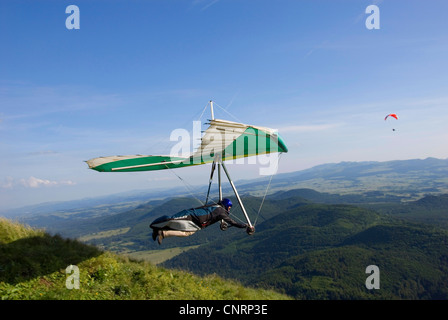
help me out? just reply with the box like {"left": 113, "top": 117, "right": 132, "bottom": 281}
{"left": 85, "top": 101, "right": 288, "bottom": 231}
{"left": 86, "top": 118, "right": 288, "bottom": 173}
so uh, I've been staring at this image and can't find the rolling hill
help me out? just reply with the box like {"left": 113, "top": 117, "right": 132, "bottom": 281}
{"left": 162, "top": 203, "right": 448, "bottom": 299}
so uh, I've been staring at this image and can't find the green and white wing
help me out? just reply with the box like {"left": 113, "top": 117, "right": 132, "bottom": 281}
{"left": 86, "top": 119, "right": 288, "bottom": 173}
{"left": 191, "top": 119, "right": 288, "bottom": 163}
{"left": 85, "top": 155, "right": 194, "bottom": 172}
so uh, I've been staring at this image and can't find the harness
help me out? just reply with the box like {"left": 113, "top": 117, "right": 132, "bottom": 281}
{"left": 191, "top": 204, "right": 221, "bottom": 229}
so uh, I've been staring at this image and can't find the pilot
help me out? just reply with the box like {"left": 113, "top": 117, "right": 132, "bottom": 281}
{"left": 150, "top": 198, "right": 255, "bottom": 245}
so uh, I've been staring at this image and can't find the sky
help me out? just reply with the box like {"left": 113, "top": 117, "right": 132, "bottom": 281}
{"left": 1, "top": 0, "right": 447, "bottom": 210}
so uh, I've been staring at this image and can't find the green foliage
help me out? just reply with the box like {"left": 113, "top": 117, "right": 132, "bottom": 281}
{"left": 163, "top": 203, "right": 448, "bottom": 300}
{"left": 0, "top": 218, "right": 290, "bottom": 300}
{"left": 367, "top": 194, "right": 448, "bottom": 228}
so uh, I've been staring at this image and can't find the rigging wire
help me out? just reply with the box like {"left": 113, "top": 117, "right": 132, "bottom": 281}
{"left": 212, "top": 101, "right": 243, "bottom": 123}
{"left": 164, "top": 164, "right": 205, "bottom": 206}
{"left": 159, "top": 102, "right": 210, "bottom": 205}
{"left": 253, "top": 152, "right": 283, "bottom": 227}
{"left": 197, "top": 102, "right": 210, "bottom": 122}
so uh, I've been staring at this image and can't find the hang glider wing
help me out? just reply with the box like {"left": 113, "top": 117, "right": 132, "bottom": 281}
{"left": 86, "top": 119, "right": 288, "bottom": 172}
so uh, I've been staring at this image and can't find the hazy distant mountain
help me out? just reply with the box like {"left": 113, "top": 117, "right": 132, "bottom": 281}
{"left": 241, "top": 157, "right": 448, "bottom": 197}
{"left": 4, "top": 157, "right": 446, "bottom": 220}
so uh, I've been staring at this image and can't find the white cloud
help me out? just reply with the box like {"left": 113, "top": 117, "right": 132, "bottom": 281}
{"left": 1, "top": 176, "right": 76, "bottom": 189}
{"left": 1, "top": 177, "right": 14, "bottom": 189}
{"left": 279, "top": 123, "right": 343, "bottom": 133}
{"left": 21, "top": 177, "right": 76, "bottom": 188}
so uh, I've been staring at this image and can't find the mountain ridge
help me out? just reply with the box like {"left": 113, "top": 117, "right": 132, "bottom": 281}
{"left": 3, "top": 157, "right": 447, "bottom": 220}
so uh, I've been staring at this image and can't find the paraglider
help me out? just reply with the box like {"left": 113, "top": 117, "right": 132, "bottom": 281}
{"left": 384, "top": 113, "right": 398, "bottom": 121}
{"left": 385, "top": 113, "right": 398, "bottom": 131}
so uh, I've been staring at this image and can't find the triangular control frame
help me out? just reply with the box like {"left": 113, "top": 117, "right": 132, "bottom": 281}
{"left": 203, "top": 101, "right": 253, "bottom": 229}
{"left": 204, "top": 154, "right": 253, "bottom": 229}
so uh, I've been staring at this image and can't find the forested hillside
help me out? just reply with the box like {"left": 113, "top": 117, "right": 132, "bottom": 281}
{"left": 163, "top": 203, "right": 448, "bottom": 299}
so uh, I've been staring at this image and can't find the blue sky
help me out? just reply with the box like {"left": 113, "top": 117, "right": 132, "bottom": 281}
{"left": 1, "top": 0, "right": 447, "bottom": 210}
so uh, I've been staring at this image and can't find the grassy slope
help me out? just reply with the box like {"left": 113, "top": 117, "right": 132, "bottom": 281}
{"left": 0, "top": 218, "right": 290, "bottom": 300}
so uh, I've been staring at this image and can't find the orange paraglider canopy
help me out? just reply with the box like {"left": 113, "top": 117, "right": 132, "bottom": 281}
{"left": 384, "top": 113, "right": 398, "bottom": 120}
